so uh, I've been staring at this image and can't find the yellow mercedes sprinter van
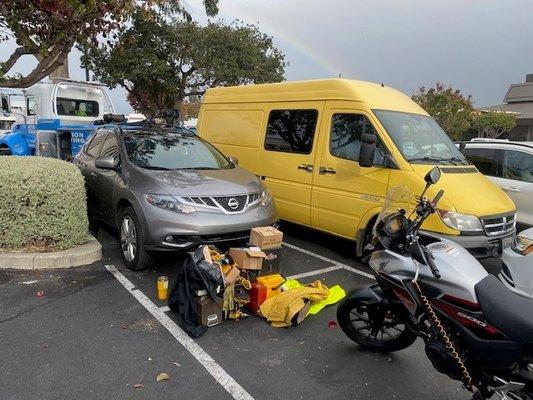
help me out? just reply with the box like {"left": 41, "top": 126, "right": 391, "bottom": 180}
{"left": 198, "top": 79, "right": 516, "bottom": 258}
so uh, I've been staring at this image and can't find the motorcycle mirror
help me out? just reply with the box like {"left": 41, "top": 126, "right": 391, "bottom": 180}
{"left": 424, "top": 167, "right": 441, "bottom": 185}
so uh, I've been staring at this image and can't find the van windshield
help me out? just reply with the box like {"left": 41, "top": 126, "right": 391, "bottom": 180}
{"left": 373, "top": 110, "right": 468, "bottom": 165}
{"left": 124, "top": 134, "right": 232, "bottom": 170}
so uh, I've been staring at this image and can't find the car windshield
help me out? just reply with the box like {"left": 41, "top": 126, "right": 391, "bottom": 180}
{"left": 124, "top": 133, "right": 232, "bottom": 170}
{"left": 373, "top": 110, "right": 468, "bottom": 165}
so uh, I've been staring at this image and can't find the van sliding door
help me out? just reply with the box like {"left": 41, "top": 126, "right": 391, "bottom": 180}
{"left": 260, "top": 102, "right": 324, "bottom": 226}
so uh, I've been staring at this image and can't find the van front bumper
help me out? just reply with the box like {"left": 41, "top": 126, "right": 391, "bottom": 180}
{"left": 421, "top": 229, "right": 516, "bottom": 259}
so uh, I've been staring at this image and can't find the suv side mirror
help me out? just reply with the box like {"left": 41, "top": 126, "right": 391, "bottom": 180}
{"left": 95, "top": 155, "right": 119, "bottom": 170}
{"left": 425, "top": 166, "right": 441, "bottom": 185}
{"left": 227, "top": 156, "right": 239, "bottom": 166}
{"left": 359, "top": 133, "right": 377, "bottom": 168}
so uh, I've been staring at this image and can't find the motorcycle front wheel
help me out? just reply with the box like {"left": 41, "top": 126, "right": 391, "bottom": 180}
{"left": 337, "top": 298, "right": 417, "bottom": 353}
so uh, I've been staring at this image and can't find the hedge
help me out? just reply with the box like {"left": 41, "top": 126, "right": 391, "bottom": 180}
{"left": 0, "top": 156, "right": 89, "bottom": 252}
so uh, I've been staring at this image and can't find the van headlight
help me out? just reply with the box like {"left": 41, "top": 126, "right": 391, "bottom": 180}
{"left": 512, "top": 232, "right": 533, "bottom": 256}
{"left": 144, "top": 194, "right": 197, "bottom": 214}
{"left": 437, "top": 210, "right": 483, "bottom": 232}
{"left": 260, "top": 190, "right": 273, "bottom": 207}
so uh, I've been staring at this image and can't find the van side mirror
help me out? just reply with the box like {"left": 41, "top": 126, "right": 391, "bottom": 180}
{"left": 95, "top": 155, "right": 119, "bottom": 170}
{"left": 227, "top": 156, "right": 239, "bottom": 166}
{"left": 358, "top": 133, "right": 377, "bottom": 168}
{"left": 424, "top": 166, "right": 441, "bottom": 185}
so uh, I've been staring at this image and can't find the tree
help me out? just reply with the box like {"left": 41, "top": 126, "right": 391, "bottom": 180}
{"left": 84, "top": 13, "right": 286, "bottom": 117}
{"left": 0, "top": 0, "right": 218, "bottom": 88}
{"left": 472, "top": 111, "right": 517, "bottom": 138}
{"left": 412, "top": 83, "right": 474, "bottom": 140}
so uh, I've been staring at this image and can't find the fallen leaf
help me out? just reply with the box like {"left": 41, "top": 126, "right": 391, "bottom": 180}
{"left": 133, "top": 383, "right": 144, "bottom": 389}
{"left": 156, "top": 372, "right": 169, "bottom": 382}
{"left": 173, "top": 362, "right": 181, "bottom": 367}
{"left": 121, "top": 325, "right": 128, "bottom": 330}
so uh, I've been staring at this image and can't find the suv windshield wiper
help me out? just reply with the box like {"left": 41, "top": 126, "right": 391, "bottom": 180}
{"left": 140, "top": 165, "right": 173, "bottom": 171}
{"left": 182, "top": 167, "right": 219, "bottom": 170}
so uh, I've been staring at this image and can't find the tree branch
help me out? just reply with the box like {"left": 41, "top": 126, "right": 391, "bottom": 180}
{"left": 0, "top": 47, "right": 34, "bottom": 75}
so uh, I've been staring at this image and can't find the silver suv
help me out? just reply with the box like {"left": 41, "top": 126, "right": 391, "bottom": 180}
{"left": 75, "top": 125, "right": 277, "bottom": 270}
{"left": 460, "top": 139, "right": 533, "bottom": 227}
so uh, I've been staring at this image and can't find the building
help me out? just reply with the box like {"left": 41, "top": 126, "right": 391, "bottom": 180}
{"left": 481, "top": 74, "right": 533, "bottom": 141}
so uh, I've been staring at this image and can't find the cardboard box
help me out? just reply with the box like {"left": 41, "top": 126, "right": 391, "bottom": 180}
{"left": 260, "top": 247, "right": 283, "bottom": 276}
{"left": 224, "top": 266, "right": 241, "bottom": 285}
{"left": 195, "top": 295, "right": 223, "bottom": 327}
{"left": 250, "top": 227, "right": 283, "bottom": 250}
{"left": 229, "top": 247, "right": 266, "bottom": 270}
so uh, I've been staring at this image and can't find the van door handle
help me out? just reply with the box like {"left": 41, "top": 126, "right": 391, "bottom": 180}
{"left": 504, "top": 186, "right": 520, "bottom": 193}
{"left": 297, "top": 164, "right": 313, "bottom": 172}
{"left": 319, "top": 166, "right": 336, "bottom": 175}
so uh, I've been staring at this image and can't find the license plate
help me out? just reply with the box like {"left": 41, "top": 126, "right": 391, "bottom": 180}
{"left": 502, "top": 235, "right": 514, "bottom": 251}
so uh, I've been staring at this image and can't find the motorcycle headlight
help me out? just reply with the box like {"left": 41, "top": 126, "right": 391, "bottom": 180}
{"left": 260, "top": 190, "right": 273, "bottom": 207}
{"left": 437, "top": 210, "right": 483, "bottom": 232}
{"left": 144, "top": 194, "right": 197, "bottom": 214}
{"left": 512, "top": 232, "right": 533, "bottom": 256}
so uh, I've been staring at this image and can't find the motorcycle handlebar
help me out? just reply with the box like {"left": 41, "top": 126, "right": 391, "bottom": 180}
{"left": 424, "top": 247, "right": 441, "bottom": 279}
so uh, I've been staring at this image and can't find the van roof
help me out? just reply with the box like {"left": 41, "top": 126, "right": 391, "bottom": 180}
{"left": 202, "top": 78, "right": 428, "bottom": 115}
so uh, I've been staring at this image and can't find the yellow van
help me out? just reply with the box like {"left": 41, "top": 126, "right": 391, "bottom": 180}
{"left": 198, "top": 79, "right": 516, "bottom": 258}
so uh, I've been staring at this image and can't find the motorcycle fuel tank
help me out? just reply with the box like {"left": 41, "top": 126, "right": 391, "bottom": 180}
{"left": 370, "top": 238, "right": 488, "bottom": 304}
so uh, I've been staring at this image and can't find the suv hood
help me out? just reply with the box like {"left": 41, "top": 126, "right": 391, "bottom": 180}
{"left": 411, "top": 165, "right": 515, "bottom": 216}
{"left": 138, "top": 166, "right": 262, "bottom": 196}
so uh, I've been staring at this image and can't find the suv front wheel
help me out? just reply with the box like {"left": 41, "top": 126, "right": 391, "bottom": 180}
{"left": 119, "top": 206, "right": 155, "bottom": 271}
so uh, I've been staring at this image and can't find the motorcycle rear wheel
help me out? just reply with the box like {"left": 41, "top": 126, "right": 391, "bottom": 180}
{"left": 337, "top": 298, "right": 417, "bottom": 353}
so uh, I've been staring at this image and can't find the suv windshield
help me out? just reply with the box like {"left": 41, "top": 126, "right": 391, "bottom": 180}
{"left": 124, "top": 133, "right": 232, "bottom": 170}
{"left": 373, "top": 110, "right": 468, "bottom": 165}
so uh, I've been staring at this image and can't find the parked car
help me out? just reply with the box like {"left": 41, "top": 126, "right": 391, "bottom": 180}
{"left": 75, "top": 124, "right": 278, "bottom": 270}
{"left": 198, "top": 78, "right": 516, "bottom": 259}
{"left": 500, "top": 227, "right": 533, "bottom": 299}
{"left": 460, "top": 139, "right": 533, "bottom": 227}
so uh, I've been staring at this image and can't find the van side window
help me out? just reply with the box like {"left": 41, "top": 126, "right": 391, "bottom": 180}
{"left": 265, "top": 110, "right": 318, "bottom": 154}
{"left": 463, "top": 147, "right": 496, "bottom": 175}
{"left": 330, "top": 113, "right": 384, "bottom": 164}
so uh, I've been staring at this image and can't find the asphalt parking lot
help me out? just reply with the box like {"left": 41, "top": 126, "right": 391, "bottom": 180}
{"left": 1, "top": 223, "right": 501, "bottom": 400}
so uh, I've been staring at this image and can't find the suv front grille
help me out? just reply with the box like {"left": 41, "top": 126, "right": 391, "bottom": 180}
{"left": 481, "top": 213, "right": 516, "bottom": 236}
{"left": 180, "top": 193, "right": 262, "bottom": 214}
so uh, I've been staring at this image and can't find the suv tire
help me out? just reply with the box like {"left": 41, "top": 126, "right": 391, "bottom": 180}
{"left": 119, "top": 206, "right": 155, "bottom": 271}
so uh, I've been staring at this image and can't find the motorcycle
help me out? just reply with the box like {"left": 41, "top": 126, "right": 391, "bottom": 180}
{"left": 337, "top": 166, "right": 533, "bottom": 399}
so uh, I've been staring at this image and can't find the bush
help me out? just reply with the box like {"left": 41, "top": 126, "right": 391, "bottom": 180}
{"left": 0, "top": 156, "right": 89, "bottom": 252}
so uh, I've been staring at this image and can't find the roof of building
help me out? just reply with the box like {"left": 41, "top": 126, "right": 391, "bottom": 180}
{"left": 480, "top": 102, "right": 533, "bottom": 122}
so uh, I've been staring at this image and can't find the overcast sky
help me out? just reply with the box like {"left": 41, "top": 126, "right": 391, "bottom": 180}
{"left": 4, "top": 0, "right": 533, "bottom": 113}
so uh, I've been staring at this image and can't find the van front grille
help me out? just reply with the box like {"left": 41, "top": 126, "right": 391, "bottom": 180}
{"left": 481, "top": 213, "right": 516, "bottom": 236}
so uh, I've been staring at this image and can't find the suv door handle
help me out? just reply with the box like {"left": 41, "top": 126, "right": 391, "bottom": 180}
{"left": 504, "top": 186, "right": 520, "bottom": 193}
{"left": 90, "top": 172, "right": 98, "bottom": 178}
{"left": 297, "top": 164, "right": 313, "bottom": 172}
{"left": 319, "top": 166, "right": 336, "bottom": 175}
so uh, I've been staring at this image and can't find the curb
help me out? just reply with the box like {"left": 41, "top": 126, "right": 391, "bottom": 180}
{"left": 0, "top": 236, "right": 103, "bottom": 270}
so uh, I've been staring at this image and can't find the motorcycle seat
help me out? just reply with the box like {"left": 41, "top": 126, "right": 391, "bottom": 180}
{"left": 475, "top": 275, "right": 533, "bottom": 349}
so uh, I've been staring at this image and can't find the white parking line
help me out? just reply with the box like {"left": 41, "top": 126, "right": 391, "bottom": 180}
{"left": 105, "top": 264, "right": 255, "bottom": 400}
{"left": 286, "top": 265, "right": 344, "bottom": 280}
{"left": 283, "top": 242, "right": 375, "bottom": 280}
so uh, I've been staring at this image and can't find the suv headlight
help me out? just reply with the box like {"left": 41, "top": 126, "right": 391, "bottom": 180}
{"left": 512, "top": 232, "right": 533, "bottom": 256}
{"left": 144, "top": 194, "right": 197, "bottom": 214}
{"left": 260, "top": 190, "right": 273, "bottom": 206}
{"left": 437, "top": 210, "right": 483, "bottom": 232}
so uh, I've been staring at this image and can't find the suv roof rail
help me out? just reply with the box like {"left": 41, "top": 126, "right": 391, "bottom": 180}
{"left": 470, "top": 138, "right": 510, "bottom": 142}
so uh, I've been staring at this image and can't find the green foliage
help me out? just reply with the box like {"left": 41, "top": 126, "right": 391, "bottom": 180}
{"left": 472, "top": 111, "right": 517, "bottom": 138}
{"left": 412, "top": 83, "right": 474, "bottom": 140}
{"left": 0, "top": 157, "right": 89, "bottom": 252}
{"left": 84, "top": 12, "right": 287, "bottom": 117}
{"left": 0, "top": 0, "right": 218, "bottom": 88}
